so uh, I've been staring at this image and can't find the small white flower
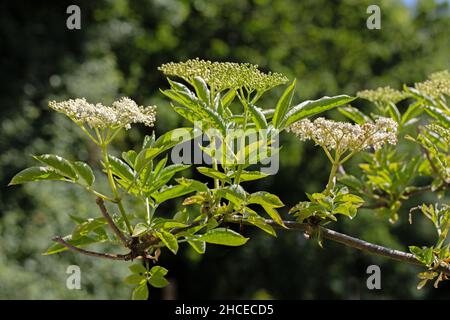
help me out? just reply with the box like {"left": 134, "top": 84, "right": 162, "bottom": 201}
{"left": 49, "top": 97, "right": 157, "bottom": 129}
{"left": 288, "top": 117, "right": 398, "bottom": 152}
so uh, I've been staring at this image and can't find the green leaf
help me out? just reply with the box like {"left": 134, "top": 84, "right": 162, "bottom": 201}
{"left": 9, "top": 166, "right": 65, "bottom": 185}
{"left": 333, "top": 203, "right": 357, "bottom": 219}
{"left": 262, "top": 205, "right": 285, "bottom": 227}
{"left": 165, "top": 89, "right": 226, "bottom": 133}
{"left": 199, "top": 228, "right": 249, "bottom": 246}
{"left": 72, "top": 217, "right": 107, "bottom": 240}
{"left": 142, "top": 132, "right": 156, "bottom": 149}
{"left": 247, "top": 103, "right": 268, "bottom": 129}
{"left": 401, "top": 102, "right": 423, "bottom": 125}
{"left": 245, "top": 212, "right": 277, "bottom": 237}
{"left": 34, "top": 154, "right": 78, "bottom": 179}
{"left": 151, "top": 184, "right": 195, "bottom": 203}
{"left": 152, "top": 156, "right": 168, "bottom": 180}
{"left": 272, "top": 79, "right": 297, "bottom": 128}
{"left": 135, "top": 128, "right": 196, "bottom": 171}
{"left": 338, "top": 174, "right": 363, "bottom": 191}
{"left": 172, "top": 105, "right": 203, "bottom": 124}
{"left": 219, "top": 184, "right": 247, "bottom": 206}
{"left": 197, "top": 167, "right": 231, "bottom": 183}
{"left": 199, "top": 105, "right": 227, "bottom": 133}
{"left": 387, "top": 102, "right": 401, "bottom": 123}
{"left": 135, "top": 147, "right": 161, "bottom": 172}
{"left": 187, "top": 240, "right": 206, "bottom": 254}
{"left": 155, "top": 230, "right": 179, "bottom": 254}
{"left": 175, "top": 177, "right": 209, "bottom": 193}
{"left": 284, "top": 95, "right": 356, "bottom": 128}
{"left": 129, "top": 263, "right": 147, "bottom": 274}
{"left": 338, "top": 194, "right": 364, "bottom": 204}
{"left": 145, "top": 164, "right": 191, "bottom": 195}
{"left": 192, "top": 76, "right": 210, "bottom": 105}
{"left": 148, "top": 266, "right": 169, "bottom": 288}
{"left": 132, "top": 283, "right": 149, "bottom": 300}
{"left": 167, "top": 78, "right": 194, "bottom": 95}
{"left": 262, "top": 109, "right": 275, "bottom": 119}
{"left": 122, "top": 150, "right": 138, "bottom": 168}
{"left": 425, "top": 106, "right": 450, "bottom": 128}
{"left": 173, "top": 210, "right": 189, "bottom": 223}
{"left": 153, "top": 127, "right": 197, "bottom": 150}
{"left": 338, "top": 106, "right": 371, "bottom": 125}
{"left": 108, "top": 155, "right": 135, "bottom": 182}
{"left": 409, "top": 246, "right": 434, "bottom": 266}
{"left": 222, "top": 88, "right": 236, "bottom": 109}
{"left": 132, "top": 223, "right": 149, "bottom": 237}
{"left": 73, "top": 161, "right": 95, "bottom": 186}
{"left": 125, "top": 274, "right": 145, "bottom": 285}
{"left": 152, "top": 218, "right": 188, "bottom": 229}
{"left": 248, "top": 191, "right": 284, "bottom": 208}
{"left": 229, "top": 170, "right": 269, "bottom": 182}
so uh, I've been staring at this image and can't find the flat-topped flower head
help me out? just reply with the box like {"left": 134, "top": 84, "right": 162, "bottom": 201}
{"left": 158, "top": 58, "right": 288, "bottom": 92}
{"left": 357, "top": 86, "right": 409, "bottom": 104}
{"left": 288, "top": 117, "right": 398, "bottom": 152}
{"left": 49, "top": 97, "right": 156, "bottom": 130}
{"left": 415, "top": 70, "right": 450, "bottom": 98}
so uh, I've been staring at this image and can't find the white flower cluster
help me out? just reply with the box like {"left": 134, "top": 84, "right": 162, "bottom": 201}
{"left": 49, "top": 97, "right": 157, "bottom": 129}
{"left": 288, "top": 117, "right": 398, "bottom": 152}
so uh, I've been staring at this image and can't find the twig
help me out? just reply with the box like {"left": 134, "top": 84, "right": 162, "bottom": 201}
{"left": 53, "top": 211, "right": 450, "bottom": 276}
{"left": 96, "top": 197, "right": 129, "bottom": 247}
{"left": 225, "top": 217, "right": 450, "bottom": 275}
{"left": 52, "top": 236, "right": 132, "bottom": 261}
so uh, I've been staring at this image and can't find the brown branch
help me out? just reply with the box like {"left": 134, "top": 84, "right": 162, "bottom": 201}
{"left": 225, "top": 217, "right": 450, "bottom": 275}
{"left": 96, "top": 197, "right": 129, "bottom": 247}
{"left": 52, "top": 236, "right": 132, "bottom": 261}
{"left": 53, "top": 206, "right": 450, "bottom": 276}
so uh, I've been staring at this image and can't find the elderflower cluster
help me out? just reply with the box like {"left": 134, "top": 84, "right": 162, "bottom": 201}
{"left": 415, "top": 70, "right": 450, "bottom": 98}
{"left": 357, "top": 86, "right": 409, "bottom": 104}
{"left": 288, "top": 117, "right": 398, "bottom": 152}
{"left": 48, "top": 97, "right": 156, "bottom": 129}
{"left": 158, "top": 58, "right": 288, "bottom": 92}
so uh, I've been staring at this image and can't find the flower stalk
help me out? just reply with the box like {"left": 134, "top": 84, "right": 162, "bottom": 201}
{"left": 100, "top": 140, "right": 133, "bottom": 234}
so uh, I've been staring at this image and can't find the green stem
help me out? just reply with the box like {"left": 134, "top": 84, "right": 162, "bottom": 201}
{"left": 86, "top": 187, "right": 116, "bottom": 203}
{"left": 324, "top": 158, "right": 340, "bottom": 196}
{"left": 105, "top": 128, "right": 122, "bottom": 144}
{"left": 101, "top": 143, "right": 133, "bottom": 234}
{"left": 79, "top": 124, "right": 100, "bottom": 145}
{"left": 233, "top": 90, "right": 249, "bottom": 185}
{"left": 210, "top": 136, "right": 220, "bottom": 189}
{"left": 323, "top": 161, "right": 339, "bottom": 195}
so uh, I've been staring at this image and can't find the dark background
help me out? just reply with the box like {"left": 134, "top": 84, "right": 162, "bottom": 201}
{"left": 0, "top": 0, "right": 449, "bottom": 299}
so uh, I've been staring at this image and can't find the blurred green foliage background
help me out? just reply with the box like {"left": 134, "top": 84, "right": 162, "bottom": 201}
{"left": 0, "top": 0, "right": 449, "bottom": 299}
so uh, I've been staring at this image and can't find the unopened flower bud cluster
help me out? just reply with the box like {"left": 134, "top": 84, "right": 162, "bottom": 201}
{"left": 288, "top": 117, "right": 398, "bottom": 152}
{"left": 49, "top": 97, "right": 156, "bottom": 129}
{"left": 426, "top": 123, "right": 450, "bottom": 146}
{"left": 158, "top": 58, "right": 288, "bottom": 92}
{"left": 415, "top": 70, "right": 450, "bottom": 98}
{"left": 357, "top": 86, "right": 409, "bottom": 104}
